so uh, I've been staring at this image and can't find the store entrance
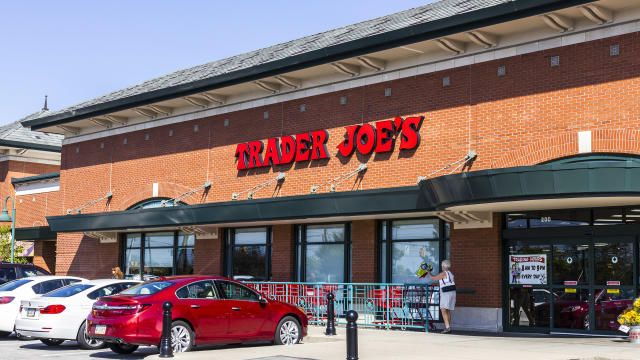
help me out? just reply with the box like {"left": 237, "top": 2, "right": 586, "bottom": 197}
{"left": 503, "top": 208, "right": 639, "bottom": 335}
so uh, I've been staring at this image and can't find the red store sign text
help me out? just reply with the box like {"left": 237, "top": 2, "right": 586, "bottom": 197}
{"left": 235, "top": 116, "right": 423, "bottom": 170}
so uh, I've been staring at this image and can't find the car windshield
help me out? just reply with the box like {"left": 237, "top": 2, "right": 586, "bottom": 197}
{"left": 43, "top": 284, "right": 94, "bottom": 297}
{"left": 120, "top": 281, "right": 174, "bottom": 295}
{"left": 0, "top": 279, "right": 32, "bottom": 292}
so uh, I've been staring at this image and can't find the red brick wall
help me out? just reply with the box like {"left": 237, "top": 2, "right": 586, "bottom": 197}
{"left": 450, "top": 214, "right": 502, "bottom": 308}
{"left": 271, "top": 225, "right": 294, "bottom": 281}
{"left": 33, "top": 241, "right": 56, "bottom": 273}
{"left": 54, "top": 32, "right": 640, "bottom": 289}
{"left": 55, "top": 233, "right": 119, "bottom": 278}
{"left": 351, "top": 220, "right": 377, "bottom": 283}
{"left": 193, "top": 229, "right": 224, "bottom": 275}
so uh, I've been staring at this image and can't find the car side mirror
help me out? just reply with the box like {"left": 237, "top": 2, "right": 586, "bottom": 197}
{"left": 259, "top": 295, "right": 268, "bottom": 305}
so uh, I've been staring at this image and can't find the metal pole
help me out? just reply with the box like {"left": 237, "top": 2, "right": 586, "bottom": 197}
{"left": 159, "top": 301, "right": 173, "bottom": 358}
{"left": 325, "top": 292, "right": 337, "bottom": 335}
{"left": 345, "top": 310, "right": 358, "bottom": 360}
{"left": 8, "top": 197, "right": 15, "bottom": 264}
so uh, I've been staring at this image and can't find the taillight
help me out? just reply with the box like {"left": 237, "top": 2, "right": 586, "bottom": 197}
{"left": 40, "top": 305, "right": 66, "bottom": 314}
{"left": 0, "top": 297, "right": 14, "bottom": 304}
{"left": 122, "top": 304, "right": 152, "bottom": 315}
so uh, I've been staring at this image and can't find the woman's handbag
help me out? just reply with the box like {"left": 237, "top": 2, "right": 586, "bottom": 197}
{"left": 441, "top": 271, "right": 456, "bottom": 292}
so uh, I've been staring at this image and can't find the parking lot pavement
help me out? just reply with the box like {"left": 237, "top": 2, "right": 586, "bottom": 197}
{"left": 0, "top": 335, "right": 158, "bottom": 360}
{"left": 3, "top": 327, "right": 640, "bottom": 360}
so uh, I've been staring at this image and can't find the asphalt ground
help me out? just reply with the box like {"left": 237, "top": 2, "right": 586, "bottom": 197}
{"left": 2, "top": 326, "right": 640, "bottom": 360}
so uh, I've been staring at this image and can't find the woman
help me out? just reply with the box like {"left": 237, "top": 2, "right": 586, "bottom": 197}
{"left": 111, "top": 267, "right": 124, "bottom": 280}
{"left": 428, "top": 259, "right": 456, "bottom": 333}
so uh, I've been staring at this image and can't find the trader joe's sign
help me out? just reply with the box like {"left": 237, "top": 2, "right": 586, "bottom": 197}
{"left": 509, "top": 254, "right": 547, "bottom": 285}
{"left": 235, "top": 116, "right": 423, "bottom": 170}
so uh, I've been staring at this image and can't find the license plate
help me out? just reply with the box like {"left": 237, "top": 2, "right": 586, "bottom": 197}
{"left": 94, "top": 325, "right": 106, "bottom": 335}
{"left": 27, "top": 309, "right": 35, "bottom": 317}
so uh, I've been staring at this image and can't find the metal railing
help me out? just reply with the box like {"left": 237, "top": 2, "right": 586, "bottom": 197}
{"left": 244, "top": 281, "right": 440, "bottom": 332}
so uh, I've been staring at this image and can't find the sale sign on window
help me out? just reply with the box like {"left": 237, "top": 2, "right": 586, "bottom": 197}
{"left": 509, "top": 254, "right": 547, "bottom": 285}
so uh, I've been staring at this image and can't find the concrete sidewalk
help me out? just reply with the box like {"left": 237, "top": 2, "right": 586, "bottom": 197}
{"left": 146, "top": 326, "right": 640, "bottom": 360}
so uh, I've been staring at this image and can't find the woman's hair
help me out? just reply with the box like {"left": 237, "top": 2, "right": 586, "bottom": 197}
{"left": 112, "top": 267, "right": 124, "bottom": 279}
{"left": 441, "top": 259, "right": 451, "bottom": 270}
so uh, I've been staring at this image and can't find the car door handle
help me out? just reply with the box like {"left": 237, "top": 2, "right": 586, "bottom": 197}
{"left": 232, "top": 307, "right": 242, "bottom": 311}
{"left": 191, "top": 305, "right": 200, "bottom": 309}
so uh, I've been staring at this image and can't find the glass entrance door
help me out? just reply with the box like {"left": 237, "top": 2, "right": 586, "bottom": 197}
{"left": 505, "top": 236, "right": 636, "bottom": 334}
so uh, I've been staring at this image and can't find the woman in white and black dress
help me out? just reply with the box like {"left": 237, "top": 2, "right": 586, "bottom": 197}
{"left": 428, "top": 259, "right": 456, "bottom": 333}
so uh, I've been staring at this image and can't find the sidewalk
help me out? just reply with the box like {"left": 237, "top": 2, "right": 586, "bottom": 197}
{"left": 147, "top": 326, "right": 640, "bottom": 360}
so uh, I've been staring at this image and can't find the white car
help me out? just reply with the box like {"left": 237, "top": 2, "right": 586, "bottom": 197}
{"left": 15, "top": 279, "right": 140, "bottom": 349}
{"left": 0, "top": 276, "right": 85, "bottom": 337}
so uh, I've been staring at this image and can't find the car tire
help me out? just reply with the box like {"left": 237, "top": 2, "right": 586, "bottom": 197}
{"left": 108, "top": 343, "right": 139, "bottom": 354}
{"left": 170, "top": 320, "right": 195, "bottom": 353}
{"left": 0, "top": 331, "right": 10, "bottom": 338}
{"left": 76, "top": 322, "right": 106, "bottom": 350}
{"left": 274, "top": 316, "right": 301, "bottom": 345}
{"left": 40, "top": 339, "right": 65, "bottom": 346}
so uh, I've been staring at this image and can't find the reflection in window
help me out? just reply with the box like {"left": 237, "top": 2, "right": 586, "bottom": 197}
{"left": 296, "top": 224, "right": 348, "bottom": 283}
{"left": 594, "top": 242, "right": 632, "bottom": 285}
{"left": 509, "top": 288, "right": 550, "bottom": 327}
{"left": 553, "top": 244, "right": 589, "bottom": 285}
{"left": 226, "top": 227, "right": 270, "bottom": 281}
{"left": 380, "top": 219, "right": 446, "bottom": 284}
{"left": 553, "top": 288, "right": 590, "bottom": 330}
{"left": 123, "top": 231, "right": 195, "bottom": 279}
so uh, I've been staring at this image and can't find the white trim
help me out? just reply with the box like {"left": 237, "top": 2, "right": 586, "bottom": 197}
{"left": 15, "top": 180, "right": 60, "bottom": 196}
{"left": 0, "top": 155, "right": 60, "bottom": 166}
{"left": 578, "top": 130, "right": 592, "bottom": 153}
{"left": 62, "top": 17, "right": 640, "bottom": 146}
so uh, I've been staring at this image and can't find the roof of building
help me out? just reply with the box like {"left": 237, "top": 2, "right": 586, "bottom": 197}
{"left": 11, "top": 172, "right": 60, "bottom": 185}
{"left": 0, "top": 112, "right": 62, "bottom": 152}
{"left": 22, "top": 0, "right": 591, "bottom": 130}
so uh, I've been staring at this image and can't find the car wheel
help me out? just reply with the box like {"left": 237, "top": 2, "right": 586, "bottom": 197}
{"left": 0, "top": 331, "right": 10, "bottom": 338}
{"left": 170, "top": 320, "right": 194, "bottom": 353}
{"left": 40, "top": 339, "right": 65, "bottom": 346}
{"left": 274, "top": 316, "right": 301, "bottom": 345}
{"left": 108, "top": 343, "right": 139, "bottom": 354}
{"left": 76, "top": 322, "right": 106, "bottom": 350}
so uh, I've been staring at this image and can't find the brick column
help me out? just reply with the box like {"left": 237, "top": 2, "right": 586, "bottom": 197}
{"left": 449, "top": 213, "right": 502, "bottom": 308}
{"left": 55, "top": 233, "right": 119, "bottom": 278}
{"left": 193, "top": 229, "right": 224, "bottom": 275}
{"left": 351, "top": 220, "right": 377, "bottom": 283}
{"left": 271, "top": 225, "right": 294, "bottom": 281}
{"left": 33, "top": 241, "right": 56, "bottom": 274}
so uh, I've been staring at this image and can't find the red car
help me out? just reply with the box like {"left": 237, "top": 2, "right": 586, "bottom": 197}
{"left": 86, "top": 276, "right": 308, "bottom": 354}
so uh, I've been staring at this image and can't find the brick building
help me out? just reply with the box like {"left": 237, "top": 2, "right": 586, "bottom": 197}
{"left": 20, "top": 0, "right": 640, "bottom": 334}
{"left": 0, "top": 113, "right": 62, "bottom": 272}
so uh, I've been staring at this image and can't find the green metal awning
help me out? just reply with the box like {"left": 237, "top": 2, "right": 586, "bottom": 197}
{"left": 47, "top": 186, "right": 430, "bottom": 233}
{"left": 15, "top": 226, "right": 57, "bottom": 241}
{"left": 419, "top": 157, "right": 640, "bottom": 210}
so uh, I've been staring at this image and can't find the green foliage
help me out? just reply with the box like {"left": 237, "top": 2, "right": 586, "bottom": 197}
{"left": 0, "top": 226, "right": 30, "bottom": 264}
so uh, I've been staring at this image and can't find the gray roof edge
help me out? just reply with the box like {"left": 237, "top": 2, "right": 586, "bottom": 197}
{"left": 11, "top": 172, "right": 60, "bottom": 185}
{"left": 25, "top": 0, "right": 592, "bottom": 130}
{"left": 0, "top": 139, "right": 61, "bottom": 153}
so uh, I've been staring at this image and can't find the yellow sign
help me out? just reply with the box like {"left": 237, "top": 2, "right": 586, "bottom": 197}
{"left": 607, "top": 289, "right": 620, "bottom": 294}
{"left": 565, "top": 288, "right": 577, "bottom": 293}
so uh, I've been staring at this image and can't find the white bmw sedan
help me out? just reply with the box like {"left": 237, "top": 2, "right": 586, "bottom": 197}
{"left": 15, "top": 279, "right": 140, "bottom": 349}
{"left": 0, "top": 276, "right": 84, "bottom": 337}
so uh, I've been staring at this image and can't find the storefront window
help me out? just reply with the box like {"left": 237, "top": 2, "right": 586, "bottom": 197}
{"left": 506, "top": 206, "right": 640, "bottom": 229}
{"left": 552, "top": 244, "right": 589, "bottom": 285}
{"left": 296, "top": 224, "right": 349, "bottom": 283}
{"left": 225, "top": 227, "right": 270, "bottom": 281}
{"left": 594, "top": 241, "right": 633, "bottom": 286}
{"left": 380, "top": 218, "right": 446, "bottom": 284}
{"left": 122, "top": 231, "right": 195, "bottom": 280}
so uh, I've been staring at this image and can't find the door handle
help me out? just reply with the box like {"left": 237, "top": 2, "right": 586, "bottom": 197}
{"left": 232, "top": 307, "right": 242, "bottom": 311}
{"left": 191, "top": 305, "right": 201, "bottom": 308}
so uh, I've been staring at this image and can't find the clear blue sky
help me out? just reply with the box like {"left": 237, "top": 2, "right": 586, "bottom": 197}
{"left": 0, "top": 1, "right": 434, "bottom": 125}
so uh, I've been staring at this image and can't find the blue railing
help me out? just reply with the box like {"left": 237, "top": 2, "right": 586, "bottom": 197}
{"left": 245, "top": 281, "right": 440, "bottom": 332}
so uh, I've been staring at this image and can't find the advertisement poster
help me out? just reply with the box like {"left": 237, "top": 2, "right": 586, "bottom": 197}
{"left": 509, "top": 254, "right": 547, "bottom": 285}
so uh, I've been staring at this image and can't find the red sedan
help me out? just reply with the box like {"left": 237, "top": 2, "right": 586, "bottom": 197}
{"left": 86, "top": 276, "right": 308, "bottom": 354}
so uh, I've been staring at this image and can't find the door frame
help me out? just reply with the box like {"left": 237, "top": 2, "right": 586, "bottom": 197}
{"left": 503, "top": 224, "right": 639, "bottom": 335}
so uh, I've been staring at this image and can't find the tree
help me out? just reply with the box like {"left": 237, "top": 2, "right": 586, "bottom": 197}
{"left": 0, "top": 225, "right": 29, "bottom": 264}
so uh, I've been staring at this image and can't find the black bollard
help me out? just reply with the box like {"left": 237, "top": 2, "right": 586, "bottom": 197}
{"left": 345, "top": 310, "right": 358, "bottom": 360}
{"left": 159, "top": 301, "right": 173, "bottom": 358}
{"left": 325, "top": 292, "right": 337, "bottom": 336}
